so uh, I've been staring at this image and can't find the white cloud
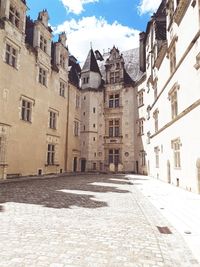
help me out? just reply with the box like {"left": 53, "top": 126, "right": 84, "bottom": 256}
{"left": 54, "top": 16, "right": 140, "bottom": 63}
{"left": 60, "top": 0, "right": 98, "bottom": 15}
{"left": 138, "top": 0, "right": 162, "bottom": 15}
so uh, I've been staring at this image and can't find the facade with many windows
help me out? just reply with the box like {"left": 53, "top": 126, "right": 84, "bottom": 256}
{"left": 136, "top": 0, "right": 200, "bottom": 193}
{"left": 1, "top": 0, "right": 200, "bottom": 195}
{"left": 0, "top": 1, "right": 70, "bottom": 177}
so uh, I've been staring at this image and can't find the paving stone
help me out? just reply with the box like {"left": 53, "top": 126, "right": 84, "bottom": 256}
{"left": 0, "top": 174, "right": 199, "bottom": 267}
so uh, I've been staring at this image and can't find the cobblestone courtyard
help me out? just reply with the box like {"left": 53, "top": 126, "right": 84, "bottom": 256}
{"left": 0, "top": 174, "right": 199, "bottom": 267}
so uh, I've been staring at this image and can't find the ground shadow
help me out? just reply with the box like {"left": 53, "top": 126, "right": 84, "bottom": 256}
{"left": 0, "top": 174, "right": 131, "bottom": 210}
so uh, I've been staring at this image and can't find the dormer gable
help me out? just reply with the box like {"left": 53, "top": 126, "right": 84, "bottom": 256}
{"left": 0, "top": 0, "right": 27, "bottom": 34}
{"left": 105, "top": 46, "right": 125, "bottom": 84}
{"left": 52, "top": 32, "right": 68, "bottom": 72}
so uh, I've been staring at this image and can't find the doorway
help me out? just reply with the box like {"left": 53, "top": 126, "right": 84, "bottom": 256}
{"left": 81, "top": 159, "right": 86, "bottom": 172}
{"left": 73, "top": 157, "right": 77, "bottom": 172}
{"left": 136, "top": 161, "right": 139, "bottom": 174}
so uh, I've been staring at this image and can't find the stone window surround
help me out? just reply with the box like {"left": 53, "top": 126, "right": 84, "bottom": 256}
{"left": 59, "top": 80, "right": 66, "bottom": 97}
{"left": 38, "top": 65, "right": 48, "bottom": 86}
{"left": 4, "top": 40, "right": 20, "bottom": 69}
{"left": 168, "top": 82, "right": 180, "bottom": 119}
{"left": 171, "top": 137, "right": 182, "bottom": 168}
{"left": 9, "top": 3, "right": 20, "bottom": 29}
{"left": 20, "top": 95, "right": 35, "bottom": 123}
{"left": 48, "top": 108, "right": 59, "bottom": 130}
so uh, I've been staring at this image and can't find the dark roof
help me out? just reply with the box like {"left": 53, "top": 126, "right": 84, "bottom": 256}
{"left": 69, "top": 55, "right": 81, "bottom": 87}
{"left": 98, "top": 48, "right": 143, "bottom": 83}
{"left": 144, "top": 0, "right": 166, "bottom": 41}
{"left": 82, "top": 49, "right": 101, "bottom": 75}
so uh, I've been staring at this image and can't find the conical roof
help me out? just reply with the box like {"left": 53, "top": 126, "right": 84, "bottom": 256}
{"left": 82, "top": 49, "right": 101, "bottom": 75}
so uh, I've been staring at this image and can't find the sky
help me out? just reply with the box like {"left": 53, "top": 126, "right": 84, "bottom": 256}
{"left": 26, "top": 0, "right": 162, "bottom": 63}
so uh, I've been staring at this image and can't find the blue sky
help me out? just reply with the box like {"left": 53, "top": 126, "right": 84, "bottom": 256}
{"left": 26, "top": 0, "right": 162, "bottom": 62}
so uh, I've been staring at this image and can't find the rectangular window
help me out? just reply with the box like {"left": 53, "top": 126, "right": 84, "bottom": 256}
{"left": 49, "top": 111, "right": 57, "bottom": 129}
{"left": 47, "top": 144, "right": 55, "bottom": 165}
{"left": 172, "top": 139, "right": 181, "bottom": 168}
{"left": 169, "top": 44, "right": 176, "bottom": 73}
{"left": 9, "top": 5, "right": 20, "bottom": 28}
{"left": 21, "top": 99, "right": 32, "bottom": 122}
{"left": 109, "top": 94, "right": 119, "bottom": 108}
{"left": 5, "top": 44, "right": 17, "bottom": 68}
{"left": 60, "top": 82, "right": 65, "bottom": 97}
{"left": 60, "top": 54, "right": 65, "bottom": 68}
{"left": 110, "top": 71, "right": 119, "bottom": 83}
{"left": 40, "top": 35, "right": 47, "bottom": 53}
{"left": 138, "top": 90, "right": 144, "bottom": 106}
{"left": 153, "top": 110, "right": 159, "bottom": 132}
{"left": 140, "top": 150, "right": 146, "bottom": 166}
{"left": 39, "top": 67, "right": 47, "bottom": 86}
{"left": 109, "top": 119, "right": 120, "bottom": 137}
{"left": 108, "top": 149, "right": 120, "bottom": 164}
{"left": 154, "top": 146, "right": 159, "bottom": 168}
{"left": 170, "top": 90, "right": 178, "bottom": 119}
{"left": 138, "top": 119, "right": 144, "bottom": 135}
{"left": 74, "top": 121, "right": 79, "bottom": 136}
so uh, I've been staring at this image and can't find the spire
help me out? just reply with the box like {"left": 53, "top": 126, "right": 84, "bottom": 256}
{"left": 82, "top": 49, "right": 101, "bottom": 75}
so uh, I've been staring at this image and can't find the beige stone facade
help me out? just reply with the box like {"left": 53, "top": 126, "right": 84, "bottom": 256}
{"left": 79, "top": 47, "right": 140, "bottom": 173}
{"left": 0, "top": 0, "right": 69, "bottom": 178}
{"left": 1, "top": 0, "right": 200, "bottom": 195}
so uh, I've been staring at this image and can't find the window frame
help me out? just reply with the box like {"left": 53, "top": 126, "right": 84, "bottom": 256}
{"left": 47, "top": 144, "right": 55, "bottom": 165}
{"left": 49, "top": 111, "right": 57, "bottom": 129}
{"left": 109, "top": 94, "right": 120, "bottom": 108}
{"left": 109, "top": 119, "right": 120, "bottom": 137}
{"left": 5, "top": 43, "right": 17, "bottom": 68}
{"left": 9, "top": 4, "right": 20, "bottom": 29}
{"left": 39, "top": 67, "right": 47, "bottom": 86}
{"left": 21, "top": 99, "right": 32, "bottom": 122}
{"left": 108, "top": 149, "right": 120, "bottom": 165}
{"left": 172, "top": 138, "right": 181, "bottom": 168}
{"left": 39, "top": 35, "right": 47, "bottom": 53}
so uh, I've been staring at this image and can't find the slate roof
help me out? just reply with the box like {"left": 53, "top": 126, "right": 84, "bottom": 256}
{"left": 82, "top": 49, "right": 101, "bottom": 75}
{"left": 98, "top": 48, "right": 143, "bottom": 83}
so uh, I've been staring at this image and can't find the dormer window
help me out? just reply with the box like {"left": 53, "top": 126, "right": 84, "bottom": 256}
{"left": 110, "top": 71, "right": 119, "bottom": 84}
{"left": 40, "top": 35, "right": 47, "bottom": 53}
{"left": 60, "top": 54, "right": 65, "bottom": 69}
{"left": 83, "top": 77, "right": 89, "bottom": 84}
{"left": 9, "top": 5, "right": 20, "bottom": 28}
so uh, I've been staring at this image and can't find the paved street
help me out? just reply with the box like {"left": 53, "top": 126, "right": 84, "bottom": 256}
{"left": 0, "top": 174, "right": 199, "bottom": 267}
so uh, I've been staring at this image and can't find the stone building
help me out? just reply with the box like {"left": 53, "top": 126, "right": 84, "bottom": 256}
{"left": 1, "top": 0, "right": 200, "bottom": 195}
{"left": 80, "top": 47, "right": 142, "bottom": 172}
{"left": 137, "top": 0, "right": 200, "bottom": 193}
{"left": 0, "top": 0, "right": 73, "bottom": 178}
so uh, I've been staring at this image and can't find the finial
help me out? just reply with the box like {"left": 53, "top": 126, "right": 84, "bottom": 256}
{"left": 90, "top": 42, "right": 93, "bottom": 49}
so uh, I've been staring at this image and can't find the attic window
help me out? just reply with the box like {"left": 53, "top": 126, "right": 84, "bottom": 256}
{"left": 83, "top": 77, "right": 89, "bottom": 84}
{"left": 110, "top": 71, "right": 119, "bottom": 84}
{"left": 9, "top": 5, "right": 20, "bottom": 28}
